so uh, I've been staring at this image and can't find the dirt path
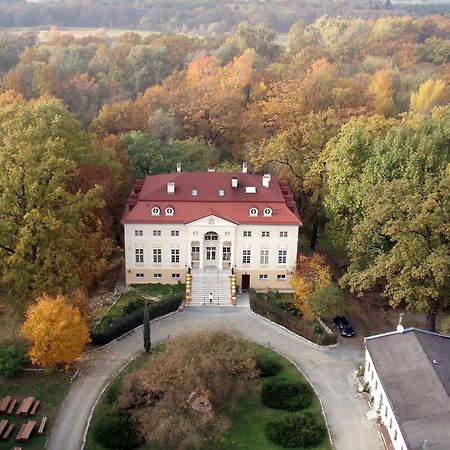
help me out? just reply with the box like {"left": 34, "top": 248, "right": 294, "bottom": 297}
{"left": 49, "top": 306, "right": 383, "bottom": 450}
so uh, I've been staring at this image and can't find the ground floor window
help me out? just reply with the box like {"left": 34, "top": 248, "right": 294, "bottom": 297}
{"left": 223, "top": 246, "right": 231, "bottom": 261}
{"left": 171, "top": 249, "right": 180, "bottom": 263}
{"left": 154, "top": 273, "right": 162, "bottom": 279}
{"left": 135, "top": 248, "right": 144, "bottom": 263}
{"left": 259, "top": 274, "right": 268, "bottom": 280}
{"left": 278, "top": 250, "right": 287, "bottom": 264}
{"left": 277, "top": 274, "right": 286, "bottom": 281}
{"left": 242, "top": 249, "right": 251, "bottom": 264}
{"left": 172, "top": 273, "right": 180, "bottom": 279}
{"left": 191, "top": 246, "right": 200, "bottom": 261}
{"left": 136, "top": 273, "right": 144, "bottom": 278}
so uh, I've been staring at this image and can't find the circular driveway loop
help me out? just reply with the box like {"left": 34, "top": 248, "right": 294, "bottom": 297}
{"left": 49, "top": 306, "right": 383, "bottom": 450}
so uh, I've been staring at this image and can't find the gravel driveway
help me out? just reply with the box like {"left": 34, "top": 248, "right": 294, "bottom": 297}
{"left": 48, "top": 305, "right": 382, "bottom": 450}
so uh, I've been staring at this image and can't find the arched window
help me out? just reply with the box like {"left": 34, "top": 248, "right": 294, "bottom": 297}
{"left": 249, "top": 207, "right": 258, "bottom": 217}
{"left": 263, "top": 207, "right": 272, "bottom": 217}
{"left": 165, "top": 207, "right": 175, "bottom": 216}
{"left": 151, "top": 206, "right": 160, "bottom": 216}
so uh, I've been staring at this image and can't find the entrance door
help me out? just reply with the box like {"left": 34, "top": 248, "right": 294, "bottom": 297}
{"left": 242, "top": 274, "right": 250, "bottom": 290}
{"left": 206, "top": 245, "right": 217, "bottom": 266}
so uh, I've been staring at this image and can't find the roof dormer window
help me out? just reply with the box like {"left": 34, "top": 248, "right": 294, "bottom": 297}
{"left": 165, "top": 207, "right": 175, "bottom": 216}
{"left": 249, "top": 207, "right": 259, "bottom": 217}
{"left": 263, "top": 207, "right": 272, "bottom": 217}
{"left": 151, "top": 206, "right": 160, "bottom": 216}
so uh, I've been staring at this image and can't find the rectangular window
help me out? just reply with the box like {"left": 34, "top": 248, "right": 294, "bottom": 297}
{"left": 171, "top": 230, "right": 179, "bottom": 237}
{"left": 260, "top": 249, "right": 269, "bottom": 265}
{"left": 280, "top": 231, "right": 288, "bottom": 238}
{"left": 278, "top": 250, "right": 287, "bottom": 264}
{"left": 259, "top": 274, "right": 268, "bottom": 280}
{"left": 242, "top": 250, "right": 251, "bottom": 264}
{"left": 153, "top": 248, "right": 161, "bottom": 263}
{"left": 135, "top": 248, "right": 144, "bottom": 263}
{"left": 277, "top": 274, "right": 286, "bottom": 281}
{"left": 171, "top": 248, "right": 180, "bottom": 263}
{"left": 135, "top": 230, "right": 143, "bottom": 236}
{"left": 191, "top": 246, "right": 200, "bottom": 261}
{"left": 262, "top": 231, "right": 270, "bottom": 237}
{"left": 172, "top": 273, "right": 180, "bottom": 279}
{"left": 154, "top": 273, "right": 162, "bottom": 279}
{"left": 135, "top": 273, "right": 144, "bottom": 278}
{"left": 243, "top": 231, "right": 252, "bottom": 237}
{"left": 153, "top": 230, "right": 161, "bottom": 237}
{"left": 223, "top": 246, "right": 231, "bottom": 261}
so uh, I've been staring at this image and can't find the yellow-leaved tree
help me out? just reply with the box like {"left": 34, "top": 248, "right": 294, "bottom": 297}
{"left": 410, "top": 79, "right": 450, "bottom": 114}
{"left": 21, "top": 294, "right": 91, "bottom": 368}
{"left": 290, "top": 253, "right": 332, "bottom": 320}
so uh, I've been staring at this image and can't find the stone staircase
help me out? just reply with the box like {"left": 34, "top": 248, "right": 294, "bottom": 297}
{"left": 189, "top": 267, "right": 232, "bottom": 306}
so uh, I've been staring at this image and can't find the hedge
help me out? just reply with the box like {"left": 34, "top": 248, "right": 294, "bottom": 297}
{"left": 249, "top": 289, "right": 337, "bottom": 346}
{"left": 261, "top": 380, "right": 313, "bottom": 411}
{"left": 266, "top": 412, "right": 326, "bottom": 448}
{"left": 91, "top": 293, "right": 183, "bottom": 345}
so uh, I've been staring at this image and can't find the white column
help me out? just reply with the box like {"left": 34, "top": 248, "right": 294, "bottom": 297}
{"left": 219, "top": 242, "right": 223, "bottom": 270}
{"left": 187, "top": 239, "right": 192, "bottom": 268}
{"left": 199, "top": 241, "right": 204, "bottom": 269}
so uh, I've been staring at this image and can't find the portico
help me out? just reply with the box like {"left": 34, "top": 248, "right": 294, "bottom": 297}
{"left": 187, "top": 215, "right": 236, "bottom": 270}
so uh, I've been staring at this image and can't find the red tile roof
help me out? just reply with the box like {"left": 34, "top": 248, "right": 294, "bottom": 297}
{"left": 122, "top": 172, "right": 302, "bottom": 226}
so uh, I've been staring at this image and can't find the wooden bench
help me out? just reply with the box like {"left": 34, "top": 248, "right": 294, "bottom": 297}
{"left": 37, "top": 417, "right": 47, "bottom": 435}
{"left": 29, "top": 400, "right": 39, "bottom": 416}
{"left": 2, "top": 422, "right": 14, "bottom": 440}
{"left": 6, "top": 399, "right": 16, "bottom": 415}
{"left": 0, "top": 419, "right": 8, "bottom": 437}
{"left": 0, "top": 396, "right": 12, "bottom": 414}
{"left": 15, "top": 421, "right": 35, "bottom": 442}
{"left": 16, "top": 398, "right": 34, "bottom": 417}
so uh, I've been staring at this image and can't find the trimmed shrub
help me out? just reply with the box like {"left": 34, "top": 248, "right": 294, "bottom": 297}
{"left": 0, "top": 344, "right": 29, "bottom": 378}
{"left": 249, "top": 290, "right": 338, "bottom": 346}
{"left": 315, "top": 333, "right": 338, "bottom": 346}
{"left": 94, "top": 413, "right": 141, "bottom": 449}
{"left": 256, "top": 356, "right": 282, "bottom": 377}
{"left": 91, "top": 293, "right": 183, "bottom": 345}
{"left": 266, "top": 412, "right": 326, "bottom": 448}
{"left": 261, "top": 380, "right": 313, "bottom": 411}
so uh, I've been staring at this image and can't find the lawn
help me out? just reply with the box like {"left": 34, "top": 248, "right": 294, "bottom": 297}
{"left": 131, "top": 283, "right": 185, "bottom": 299}
{"left": 86, "top": 345, "right": 331, "bottom": 450}
{"left": 92, "top": 291, "right": 150, "bottom": 333}
{"left": 0, "top": 370, "right": 72, "bottom": 450}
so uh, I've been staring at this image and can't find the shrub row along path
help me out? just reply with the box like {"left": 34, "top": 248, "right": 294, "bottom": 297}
{"left": 49, "top": 302, "right": 383, "bottom": 450}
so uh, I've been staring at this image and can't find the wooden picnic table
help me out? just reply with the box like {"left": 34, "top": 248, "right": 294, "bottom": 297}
{"left": 16, "top": 398, "right": 35, "bottom": 417}
{"left": 0, "top": 396, "right": 12, "bottom": 413}
{"left": 16, "top": 420, "right": 35, "bottom": 442}
{"left": 0, "top": 419, "right": 8, "bottom": 437}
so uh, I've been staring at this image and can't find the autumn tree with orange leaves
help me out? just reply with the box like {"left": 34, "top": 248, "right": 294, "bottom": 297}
{"left": 290, "top": 253, "right": 332, "bottom": 320}
{"left": 22, "top": 294, "right": 91, "bottom": 368}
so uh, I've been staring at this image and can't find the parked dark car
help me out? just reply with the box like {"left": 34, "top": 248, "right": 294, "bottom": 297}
{"left": 333, "top": 315, "right": 355, "bottom": 337}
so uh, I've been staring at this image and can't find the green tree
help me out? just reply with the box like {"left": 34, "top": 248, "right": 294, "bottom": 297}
{"left": 0, "top": 98, "right": 112, "bottom": 307}
{"left": 325, "top": 108, "right": 450, "bottom": 331}
{"left": 143, "top": 303, "right": 151, "bottom": 353}
{"left": 306, "top": 283, "right": 346, "bottom": 319}
{"left": 250, "top": 109, "right": 340, "bottom": 249}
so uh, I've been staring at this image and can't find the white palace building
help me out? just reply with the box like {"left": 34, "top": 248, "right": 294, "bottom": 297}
{"left": 122, "top": 167, "right": 302, "bottom": 304}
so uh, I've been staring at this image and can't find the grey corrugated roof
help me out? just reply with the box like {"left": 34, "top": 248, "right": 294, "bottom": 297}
{"left": 365, "top": 328, "right": 450, "bottom": 450}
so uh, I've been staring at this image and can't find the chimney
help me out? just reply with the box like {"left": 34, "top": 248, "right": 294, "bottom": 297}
{"left": 167, "top": 182, "right": 175, "bottom": 194}
{"left": 262, "top": 174, "right": 271, "bottom": 188}
{"left": 231, "top": 177, "right": 238, "bottom": 189}
{"left": 176, "top": 163, "right": 181, "bottom": 172}
{"left": 396, "top": 313, "right": 404, "bottom": 333}
{"left": 242, "top": 162, "right": 248, "bottom": 173}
